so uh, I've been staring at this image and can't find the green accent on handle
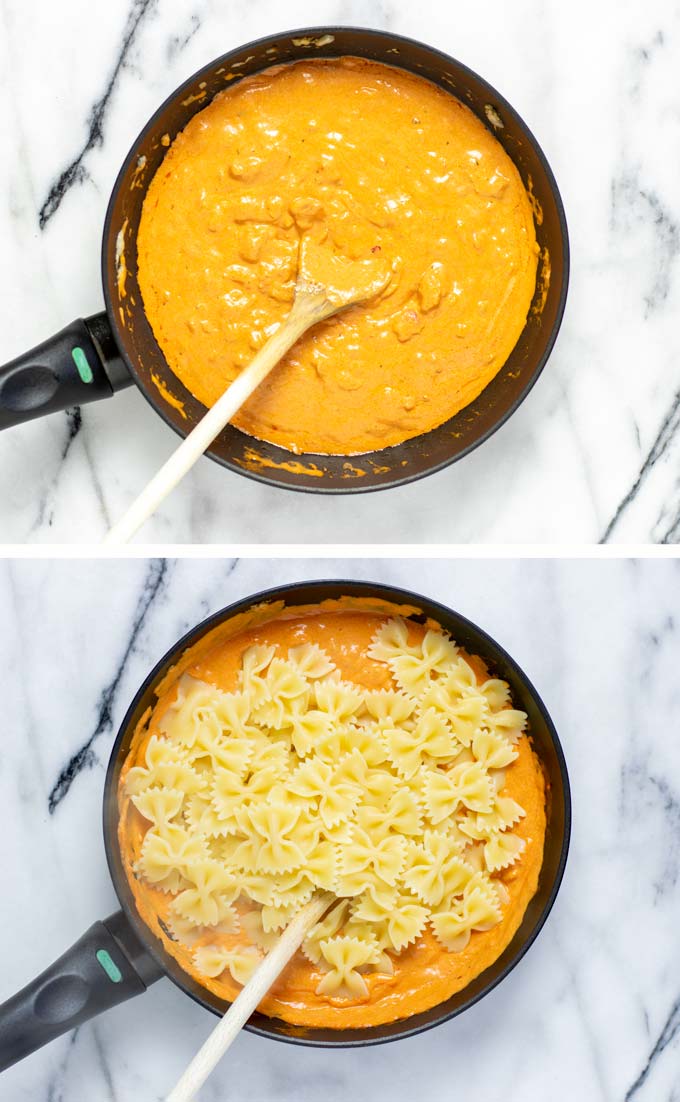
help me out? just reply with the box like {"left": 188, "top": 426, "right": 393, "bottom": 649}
{"left": 72, "top": 346, "right": 94, "bottom": 384}
{"left": 96, "top": 949, "right": 123, "bottom": 983}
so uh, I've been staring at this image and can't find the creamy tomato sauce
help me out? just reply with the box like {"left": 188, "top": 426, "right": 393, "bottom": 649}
{"left": 137, "top": 58, "right": 539, "bottom": 456}
{"left": 118, "top": 606, "right": 546, "bottom": 1029}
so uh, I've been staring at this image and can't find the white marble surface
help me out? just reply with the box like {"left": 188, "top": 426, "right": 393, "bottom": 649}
{"left": 1, "top": 0, "right": 680, "bottom": 544}
{"left": 0, "top": 556, "right": 678, "bottom": 1100}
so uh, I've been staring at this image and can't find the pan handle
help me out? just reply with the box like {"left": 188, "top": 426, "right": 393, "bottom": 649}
{"left": 0, "top": 909, "right": 162, "bottom": 1071}
{"left": 0, "top": 311, "right": 133, "bottom": 431}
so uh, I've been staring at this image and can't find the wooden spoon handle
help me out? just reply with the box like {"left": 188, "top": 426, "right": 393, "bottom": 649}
{"left": 165, "top": 893, "right": 333, "bottom": 1102}
{"left": 102, "top": 304, "right": 315, "bottom": 546}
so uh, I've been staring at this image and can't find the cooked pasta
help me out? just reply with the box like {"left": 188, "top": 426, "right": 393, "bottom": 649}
{"left": 122, "top": 616, "right": 537, "bottom": 1010}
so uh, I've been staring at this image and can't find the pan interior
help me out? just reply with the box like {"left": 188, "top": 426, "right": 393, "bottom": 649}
{"left": 103, "top": 581, "right": 570, "bottom": 1047}
{"left": 103, "top": 28, "right": 568, "bottom": 494}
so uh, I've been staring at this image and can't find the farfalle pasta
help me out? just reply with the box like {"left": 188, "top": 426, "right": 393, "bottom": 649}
{"left": 118, "top": 605, "right": 546, "bottom": 1029}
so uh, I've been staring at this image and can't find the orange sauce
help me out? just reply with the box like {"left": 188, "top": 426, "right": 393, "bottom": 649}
{"left": 118, "top": 610, "right": 546, "bottom": 1028}
{"left": 137, "top": 58, "right": 539, "bottom": 456}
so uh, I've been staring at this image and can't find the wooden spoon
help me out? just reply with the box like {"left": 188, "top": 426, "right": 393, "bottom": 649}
{"left": 103, "top": 241, "right": 391, "bottom": 545}
{"left": 165, "top": 892, "right": 335, "bottom": 1102}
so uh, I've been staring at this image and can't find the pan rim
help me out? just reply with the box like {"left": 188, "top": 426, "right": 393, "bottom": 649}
{"left": 100, "top": 24, "right": 570, "bottom": 495}
{"left": 103, "top": 578, "right": 571, "bottom": 1047}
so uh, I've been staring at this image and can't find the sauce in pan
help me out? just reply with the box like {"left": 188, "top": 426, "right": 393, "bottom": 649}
{"left": 137, "top": 58, "right": 539, "bottom": 455}
{"left": 118, "top": 605, "right": 546, "bottom": 1028}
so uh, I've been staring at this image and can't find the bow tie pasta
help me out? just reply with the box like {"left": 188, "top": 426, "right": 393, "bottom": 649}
{"left": 119, "top": 609, "right": 546, "bottom": 1028}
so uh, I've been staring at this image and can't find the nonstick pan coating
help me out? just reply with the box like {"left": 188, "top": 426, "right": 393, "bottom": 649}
{"left": 102, "top": 27, "right": 569, "bottom": 493}
{"left": 103, "top": 579, "right": 571, "bottom": 1047}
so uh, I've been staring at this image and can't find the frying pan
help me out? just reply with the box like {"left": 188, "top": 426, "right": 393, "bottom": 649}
{"left": 0, "top": 579, "right": 570, "bottom": 1070}
{"left": 0, "top": 27, "right": 569, "bottom": 495}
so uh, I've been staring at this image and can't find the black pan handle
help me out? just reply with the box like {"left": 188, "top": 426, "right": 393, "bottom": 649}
{"left": 0, "top": 910, "right": 162, "bottom": 1071}
{"left": 0, "top": 311, "right": 133, "bottom": 430}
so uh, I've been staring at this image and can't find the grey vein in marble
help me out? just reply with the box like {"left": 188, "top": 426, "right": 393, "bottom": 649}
{"left": 601, "top": 386, "right": 680, "bottom": 543}
{"left": 38, "top": 0, "right": 158, "bottom": 229}
{"left": 624, "top": 995, "right": 680, "bottom": 1101}
{"left": 47, "top": 557, "right": 170, "bottom": 812}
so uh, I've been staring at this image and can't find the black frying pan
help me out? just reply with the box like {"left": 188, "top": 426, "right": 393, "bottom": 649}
{"left": 0, "top": 579, "right": 570, "bottom": 1070}
{"left": 0, "top": 27, "right": 569, "bottom": 494}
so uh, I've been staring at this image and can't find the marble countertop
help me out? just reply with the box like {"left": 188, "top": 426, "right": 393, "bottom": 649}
{"left": 1, "top": 556, "right": 678, "bottom": 1099}
{"left": 1, "top": 0, "right": 680, "bottom": 544}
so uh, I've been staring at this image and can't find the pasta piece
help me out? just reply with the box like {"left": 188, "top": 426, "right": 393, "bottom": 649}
{"left": 249, "top": 733, "right": 291, "bottom": 775}
{"left": 131, "top": 786, "right": 183, "bottom": 826}
{"left": 364, "top": 689, "right": 417, "bottom": 727}
{"left": 209, "top": 770, "right": 244, "bottom": 825}
{"left": 137, "top": 825, "right": 207, "bottom": 892}
{"left": 303, "top": 840, "right": 339, "bottom": 890}
{"left": 342, "top": 724, "right": 389, "bottom": 767}
{"left": 270, "top": 871, "right": 315, "bottom": 908}
{"left": 159, "top": 678, "right": 220, "bottom": 747}
{"left": 358, "top": 789, "right": 422, "bottom": 838}
{"left": 170, "top": 859, "right": 240, "bottom": 927}
{"left": 332, "top": 747, "right": 369, "bottom": 788}
{"left": 194, "top": 945, "right": 262, "bottom": 985}
{"left": 240, "top": 872, "right": 278, "bottom": 907}
{"left": 388, "top": 629, "right": 459, "bottom": 696}
{"left": 316, "top": 936, "right": 378, "bottom": 998}
{"left": 314, "top": 725, "right": 372, "bottom": 766}
{"left": 241, "top": 909, "right": 281, "bottom": 951}
{"left": 288, "top": 757, "right": 361, "bottom": 829}
{"left": 402, "top": 831, "right": 473, "bottom": 907}
{"left": 456, "top": 816, "right": 489, "bottom": 843}
{"left": 474, "top": 796, "right": 526, "bottom": 836}
{"left": 242, "top": 804, "right": 306, "bottom": 873}
{"left": 192, "top": 945, "right": 234, "bottom": 979}
{"left": 261, "top": 902, "right": 298, "bottom": 932}
{"left": 288, "top": 709, "right": 335, "bottom": 758}
{"left": 212, "top": 690, "right": 256, "bottom": 737}
{"left": 430, "top": 911, "right": 472, "bottom": 953}
{"left": 351, "top": 884, "right": 398, "bottom": 923}
{"left": 288, "top": 643, "right": 336, "bottom": 679}
{"left": 239, "top": 643, "right": 277, "bottom": 708}
{"left": 484, "top": 832, "right": 526, "bottom": 872}
{"left": 184, "top": 793, "right": 238, "bottom": 837}
{"left": 431, "top": 877, "right": 501, "bottom": 952}
{"left": 445, "top": 696, "right": 488, "bottom": 748}
{"left": 422, "top": 770, "right": 460, "bottom": 825}
{"left": 366, "top": 618, "right": 418, "bottom": 663}
{"left": 291, "top": 812, "right": 324, "bottom": 859}
{"left": 339, "top": 826, "right": 406, "bottom": 892}
{"left": 339, "top": 921, "right": 380, "bottom": 956}
{"left": 384, "top": 709, "right": 455, "bottom": 778}
{"left": 471, "top": 730, "right": 518, "bottom": 770}
{"left": 302, "top": 900, "right": 351, "bottom": 964}
{"left": 385, "top": 900, "right": 429, "bottom": 952}
{"left": 126, "top": 736, "right": 204, "bottom": 797}
{"left": 165, "top": 912, "right": 212, "bottom": 948}
{"left": 478, "top": 678, "right": 511, "bottom": 711}
{"left": 322, "top": 818, "right": 354, "bottom": 845}
{"left": 360, "top": 767, "right": 398, "bottom": 808}
{"left": 190, "top": 725, "right": 253, "bottom": 777}
{"left": 489, "top": 708, "right": 528, "bottom": 743}
{"left": 266, "top": 658, "right": 309, "bottom": 701}
{"left": 337, "top": 917, "right": 394, "bottom": 974}
{"left": 314, "top": 680, "right": 364, "bottom": 722}
{"left": 446, "top": 761, "right": 494, "bottom": 813}
{"left": 226, "top": 947, "right": 263, "bottom": 986}
{"left": 461, "top": 874, "right": 503, "bottom": 930}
